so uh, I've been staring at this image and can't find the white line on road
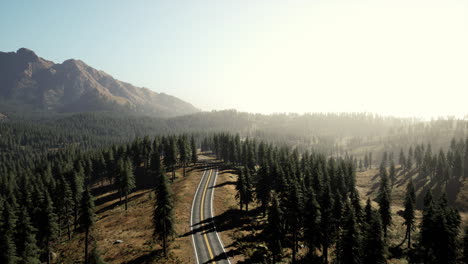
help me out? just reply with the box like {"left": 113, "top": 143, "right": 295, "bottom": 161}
{"left": 210, "top": 169, "right": 232, "bottom": 264}
{"left": 190, "top": 169, "right": 206, "bottom": 264}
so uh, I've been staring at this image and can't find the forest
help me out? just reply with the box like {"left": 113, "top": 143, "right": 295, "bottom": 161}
{"left": 1, "top": 112, "right": 468, "bottom": 263}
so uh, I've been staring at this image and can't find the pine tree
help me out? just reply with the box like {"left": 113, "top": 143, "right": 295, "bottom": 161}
{"left": 153, "top": 171, "right": 174, "bottom": 257}
{"left": 149, "top": 148, "right": 161, "bottom": 188}
{"left": 265, "top": 193, "right": 283, "bottom": 263}
{"left": 364, "top": 197, "right": 372, "bottom": 223}
{"left": 255, "top": 164, "right": 272, "bottom": 216}
{"left": 463, "top": 226, "right": 468, "bottom": 264}
{"left": 80, "top": 187, "right": 95, "bottom": 264}
{"left": 337, "top": 203, "right": 362, "bottom": 264}
{"left": 285, "top": 182, "right": 303, "bottom": 263}
{"left": 363, "top": 210, "right": 386, "bottom": 264}
{"left": 237, "top": 167, "right": 254, "bottom": 212}
{"left": 399, "top": 148, "right": 406, "bottom": 170}
{"left": 57, "top": 176, "right": 73, "bottom": 240}
{"left": 320, "top": 183, "right": 334, "bottom": 264}
{"left": 235, "top": 169, "right": 246, "bottom": 211}
{"left": 408, "top": 146, "right": 413, "bottom": 168}
{"left": 350, "top": 189, "right": 363, "bottom": 221}
{"left": 0, "top": 201, "right": 18, "bottom": 264}
{"left": 121, "top": 159, "right": 136, "bottom": 210}
{"left": 16, "top": 208, "right": 40, "bottom": 264}
{"left": 71, "top": 170, "right": 84, "bottom": 232}
{"left": 178, "top": 136, "right": 189, "bottom": 177}
{"left": 389, "top": 160, "right": 396, "bottom": 186}
{"left": 402, "top": 180, "right": 416, "bottom": 248}
{"left": 377, "top": 168, "right": 391, "bottom": 237}
{"left": 303, "top": 188, "right": 321, "bottom": 260}
{"left": 164, "top": 137, "right": 178, "bottom": 180}
{"left": 42, "top": 192, "right": 58, "bottom": 264}
{"left": 190, "top": 136, "right": 198, "bottom": 164}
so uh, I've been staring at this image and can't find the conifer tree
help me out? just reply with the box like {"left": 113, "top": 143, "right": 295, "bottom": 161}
{"left": 303, "top": 188, "right": 321, "bottom": 260}
{"left": 255, "top": 164, "right": 272, "bottom": 216}
{"left": 71, "top": 170, "right": 84, "bottom": 232}
{"left": 121, "top": 159, "right": 135, "bottom": 210}
{"left": 42, "top": 192, "right": 58, "bottom": 264}
{"left": 363, "top": 210, "right": 386, "bottom": 264}
{"left": 149, "top": 148, "right": 161, "bottom": 188}
{"left": 164, "top": 137, "right": 178, "bottom": 180}
{"left": 57, "top": 176, "right": 73, "bottom": 240}
{"left": 377, "top": 168, "right": 391, "bottom": 237}
{"left": 285, "top": 182, "right": 303, "bottom": 263}
{"left": 364, "top": 197, "right": 372, "bottom": 223}
{"left": 265, "top": 193, "right": 283, "bottom": 264}
{"left": 153, "top": 171, "right": 174, "bottom": 257}
{"left": 402, "top": 180, "right": 415, "bottom": 248}
{"left": 337, "top": 203, "right": 362, "bottom": 264}
{"left": 389, "top": 160, "right": 396, "bottom": 186}
{"left": 235, "top": 169, "right": 246, "bottom": 211}
{"left": 0, "top": 201, "right": 17, "bottom": 264}
{"left": 320, "top": 183, "right": 334, "bottom": 264}
{"left": 80, "top": 187, "right": 95, "bottom": 264}
{"left": 178, "top": 136, "right": 189, "bottom": 177}
{"left": 16, "top": 207, "right": 40, "bottom": 264}
{"left": 190, "top": 136, "right": 198, "bottom": 164}
{"left": 463, "top": 226, "right": 468, "bottom": 264}
{"left": 399, "top": 148, "right": 406, "bottom": 169}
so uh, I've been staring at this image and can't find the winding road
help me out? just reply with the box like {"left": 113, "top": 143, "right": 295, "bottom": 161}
{"left": 191, "top": 168, "right": 231, "bottom": 264}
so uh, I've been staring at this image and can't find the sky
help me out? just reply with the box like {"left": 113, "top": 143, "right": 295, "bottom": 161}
{"left": 1, "top": 0, "right": 467, "bottom": 118}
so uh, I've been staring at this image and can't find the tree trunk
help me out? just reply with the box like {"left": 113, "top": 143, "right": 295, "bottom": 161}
{"left": 67, "top": 218, "right": 71, "bottom": 240}
{"left": 125, "top": 193, "right": 128, "bottom": 210}
{"left": 163, "top": 221, "right": 167, "bottom": 257}
{"left": 85, "top": 228, "right": 89, "bottom": 264}
{"left": 47, "top": 240, "right": 51, "bottom": 264}
{"left": 172, "top": 166, "right": 175, "bottom": 181}
{"left": 292, "top": 230, "right": 297, "bottom": 263}
{"left": 74, "top": 206, "right": 78, "bottom": 232}
{"left": 183, "top": 164, "right": 186, "bottom": 177}
{"left": 323, "top": 244, "right": 328, "bottom": 264}
{"left": 407, "top": 227, "right": 411, "bottom": 249}
{"left": 246, "top": 202, "right": 249, "bottom": 212}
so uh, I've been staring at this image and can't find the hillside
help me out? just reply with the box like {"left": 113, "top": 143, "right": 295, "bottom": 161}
{"left": 0, "top": 48, "right": 199, "bottom": 117}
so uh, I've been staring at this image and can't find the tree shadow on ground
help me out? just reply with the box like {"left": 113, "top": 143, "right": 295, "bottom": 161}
{"left": 124, "top": 248, "right": 164, "bottom": 264}
{"left": 181, "top": 207, "right": 263, "bottom": 239}
{"left": 95, "top": 191, "right": 149, "bottom": 215}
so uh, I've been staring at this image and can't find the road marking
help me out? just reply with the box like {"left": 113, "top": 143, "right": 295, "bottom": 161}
{"left": 210, "top": 169, "right": 232, "bottom": 264}
{"left": 201, "top": 169, "right": 216, "bottom": 263}
{"left": 190, "top": 169, "right": 206, "bottom": 264}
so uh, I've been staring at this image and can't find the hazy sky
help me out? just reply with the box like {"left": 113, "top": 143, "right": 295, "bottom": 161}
{"left": 1, "top": 0, "right": 467, "bottom": 118}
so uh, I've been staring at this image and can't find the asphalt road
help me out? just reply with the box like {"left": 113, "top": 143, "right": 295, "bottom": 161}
{"left": 191, "top": 168, "right": 231, "bottom": 264}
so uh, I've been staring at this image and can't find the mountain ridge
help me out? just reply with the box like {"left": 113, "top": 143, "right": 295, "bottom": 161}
{"left": 0, "top": 48, "right": 199, "bottom": 117}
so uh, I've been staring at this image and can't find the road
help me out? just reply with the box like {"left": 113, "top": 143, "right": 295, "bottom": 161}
{"left": 191, "top": 168, "right": 231, "bottom": 264}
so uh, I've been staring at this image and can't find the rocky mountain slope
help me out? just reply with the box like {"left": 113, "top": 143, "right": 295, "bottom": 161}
{"left": 0, "top": 48, "right": 198, "bottom": 117}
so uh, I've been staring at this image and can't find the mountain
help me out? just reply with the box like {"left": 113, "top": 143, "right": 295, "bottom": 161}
{"left": 0, "top": 48, "right": 199, "bottom": 117}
